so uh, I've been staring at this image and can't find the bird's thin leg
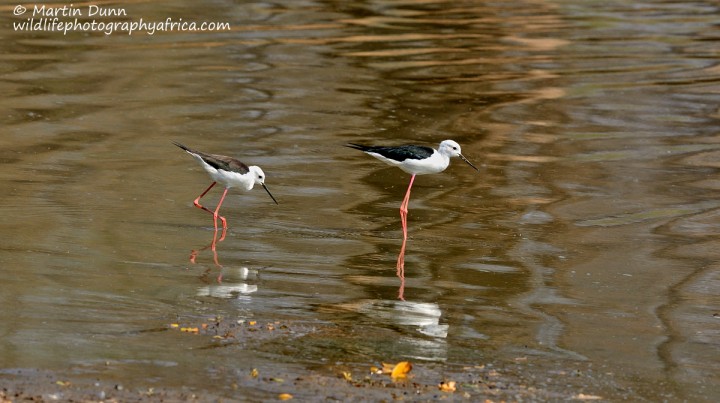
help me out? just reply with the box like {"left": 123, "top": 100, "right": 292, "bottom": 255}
{"left": 192, "top": 182, "right": 228, "bottom": 234}
{"left": 193, "top": 182, "right": 222, "bottom": 219}
{"left": 213, "top": 188, "right": 230, "bottom": 240}
{"left": 396, "top": 174, "right": 415, "bottom": 275}
{"left": 217, "top": 221, "right": 227, "bottom": 242}
{"left": 397, "top": 263, "right": 406, "bottom": 301}
{"left": 399, "top": 174, "right": 415, "bottom": 240}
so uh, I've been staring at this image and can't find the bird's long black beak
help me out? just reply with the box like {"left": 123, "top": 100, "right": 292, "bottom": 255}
{"left": 262, "top": 183, "right": 279, "bottom": 205}
{"left": 460, "top": 154, "right": 480, "bottom": 172}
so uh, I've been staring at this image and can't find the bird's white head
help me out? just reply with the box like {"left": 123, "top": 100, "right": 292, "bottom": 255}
{"left": 249, "top": 166, "right": 279, "bottom": 205}
{"left": 439, "top": 139, "right": 480, "bottom": 172}
{"left": 249, "top": 166, "right": 266, "bottom": 185}
{"left": 438, "top": 140, "right": 463, "bottom": 158}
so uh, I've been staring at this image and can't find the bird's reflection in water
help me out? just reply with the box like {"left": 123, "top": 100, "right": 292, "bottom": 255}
{"left": 187, "top": 228, "right": 260, "bottom": 299}
{"left": 339, "top": 298, "right": 449, "bottom": 344}
{"left": 397, "top": 233, "right": 407, "bottom": 300}
{"left": 189, "top": 228, "right": 225, "bottom": 283}
{"left": 196, "top": 266, "right": 259, "bottom": 299}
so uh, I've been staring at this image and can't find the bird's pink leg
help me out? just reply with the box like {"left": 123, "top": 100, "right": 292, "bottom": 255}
{"left": 399, "top": 175, "right": 415, "bottom": 239}
{"left": 396, "top": 229, "right": 408, "bottom": 275}
{"left": 193, "top": 182, "right": 228, "bottom": 227}
{"left": 193, "top": 182, "right": 217, "bottom": 212}
{"left": 397, "top": 264, "right": 406, "bottom": 301}
{"left": 396, "top": 174, "right": 415, "bottom": 275}
{"left": 213, "top": 188, "right": 230, "bottom": 241}
{"left": 192, "top": 182, "right": 228, "bottom": 233}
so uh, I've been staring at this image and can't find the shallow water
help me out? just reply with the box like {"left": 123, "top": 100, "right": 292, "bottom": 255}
{"left": 2, "top": 0, "right": 720, "bottom": 400}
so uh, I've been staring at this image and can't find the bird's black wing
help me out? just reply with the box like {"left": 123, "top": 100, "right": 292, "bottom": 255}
{"left": 173, "top": 141, "right": 250, "bottom": 174}
{"left": 346, "top": 143, "right": 434, "bottom": 161}
{"left": 203, "top": 153, "right": 250, "bottom": 174}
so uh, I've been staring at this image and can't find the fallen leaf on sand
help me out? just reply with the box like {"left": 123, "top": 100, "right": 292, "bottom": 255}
{"left": 390, "top": 361, "right": 412, "bottom": 380}
{"left": 438, "top": 380, "right": 456, "bottom": 392}
{"left": 575, "top": 393, "right": 603, "bottom": 400}
{"left": 380, "top": 363, "right": 395, "bottom": 374}
{"left": 341, "top": 371, "right": 352, "bottom": 381}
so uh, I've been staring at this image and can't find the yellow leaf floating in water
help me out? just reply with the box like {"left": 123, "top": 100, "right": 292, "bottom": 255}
{"left": 439, "top": 380, "right": 456, "bottom": 392}
{"left": 341, "top": 371, "right": 352, "bottom": 381}
{"left": 390, "top": 361, "right": 412, "bottom": 380}
{"left": 250, "top": 368, "right": 259, "bottom": 378}
{"left": 278, "top": 393, "right": 293, "bottom": 400}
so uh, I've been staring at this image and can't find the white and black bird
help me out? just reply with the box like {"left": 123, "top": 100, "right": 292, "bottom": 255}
{"left": 346, "top": 140, "right": 478, "bottom": 176}
{"left": 346, "top": 139, "right": 479, "bottom": 256}
{"left": 173, "top": 141, "right": 277, "bottom": 232}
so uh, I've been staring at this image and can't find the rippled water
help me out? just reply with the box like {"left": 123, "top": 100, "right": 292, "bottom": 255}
{"left": 2, "top": 0, "right": 720, "bottom": 400}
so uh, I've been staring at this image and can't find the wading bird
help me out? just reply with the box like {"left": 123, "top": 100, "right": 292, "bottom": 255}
{"left": 346, "top": 140, "right": 479, "bottom": 275}
{"left": 173, "top": 141, "right": 278, "bottom": 236}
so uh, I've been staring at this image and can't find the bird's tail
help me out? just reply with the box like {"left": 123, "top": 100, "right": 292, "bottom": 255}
{"left": 345, "top": 143, "right": 372, "bottom": 152}
{"left": 172, "top": 141, "right": 193, "bottom": 153}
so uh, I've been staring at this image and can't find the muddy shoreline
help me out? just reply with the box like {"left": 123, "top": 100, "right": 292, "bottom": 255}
{"left": 1, "top": 363, "right": 611, "bottom": 402}
{"left": 0, "top": 320, "right": 623, "bottom": 402}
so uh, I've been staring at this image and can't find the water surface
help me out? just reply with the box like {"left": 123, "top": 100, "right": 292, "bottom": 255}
{"left": 1, "top": 0, "right": 719, "bottom": 400}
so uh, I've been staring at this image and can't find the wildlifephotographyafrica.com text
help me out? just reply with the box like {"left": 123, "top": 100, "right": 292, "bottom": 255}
{"left": 12, "top": 4, "right": 231, "bottom": 35}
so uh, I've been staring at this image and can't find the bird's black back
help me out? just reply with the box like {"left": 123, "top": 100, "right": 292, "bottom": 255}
{"left": 346, "top": 143, "right": 434, "bottom": 161}
{"left": 173, "top": 141, "right": 250, "bottom": 174}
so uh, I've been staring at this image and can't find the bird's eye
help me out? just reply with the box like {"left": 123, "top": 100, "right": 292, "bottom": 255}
{"left": 453, "top": 146, "right": 458, "bottom": 150}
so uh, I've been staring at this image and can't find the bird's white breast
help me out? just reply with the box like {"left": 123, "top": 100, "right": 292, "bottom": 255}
{"left": 370, "top": 150, "right": 449, "bottom": 175}
{"left": 194, "top": 154, "right": 254, "bottom": 190}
